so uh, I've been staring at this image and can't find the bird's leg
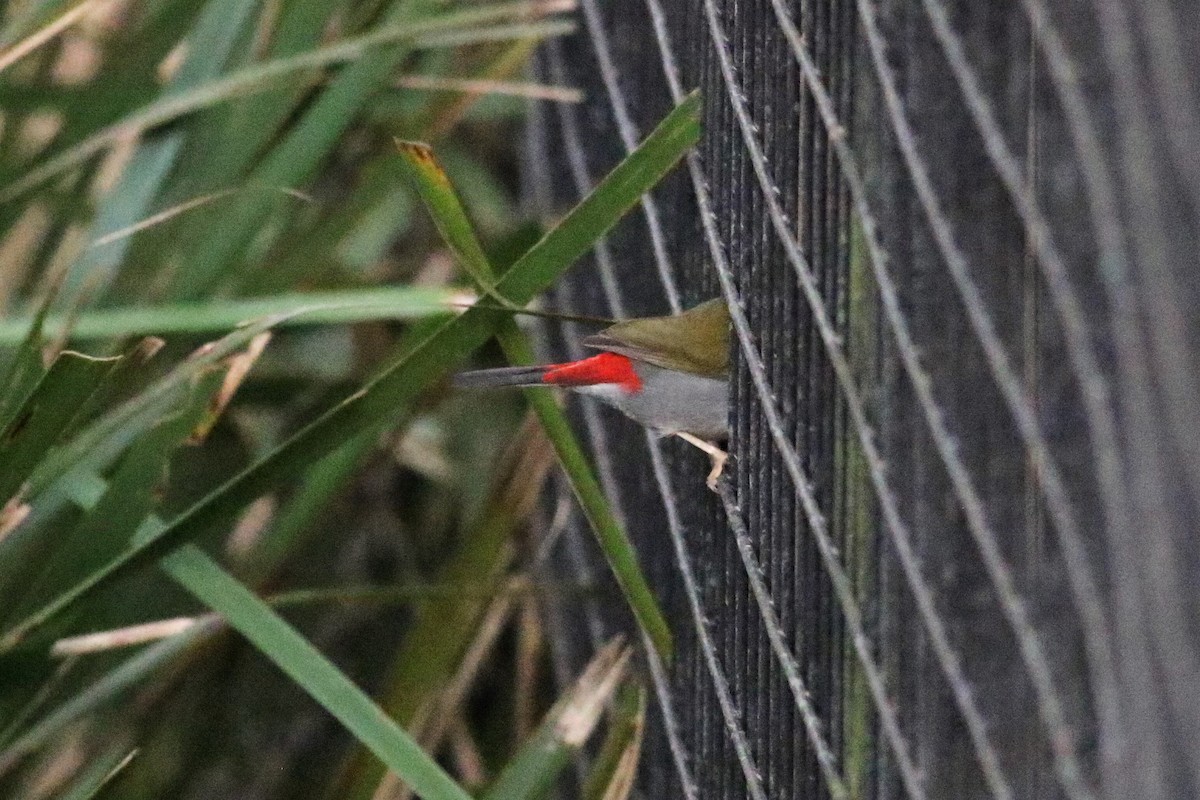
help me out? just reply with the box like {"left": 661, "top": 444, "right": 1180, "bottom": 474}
{"left": 674, "top": 432, "right": 729, "bottom": 491}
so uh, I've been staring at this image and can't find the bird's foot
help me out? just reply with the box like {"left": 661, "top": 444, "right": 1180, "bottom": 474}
{"left": 674, "top": 432, "right": 729, "bottom": 492}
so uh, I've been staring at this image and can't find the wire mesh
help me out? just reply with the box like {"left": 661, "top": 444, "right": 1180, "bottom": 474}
{"left": 523, "top": 0, "right": 1200, "bottom": 797}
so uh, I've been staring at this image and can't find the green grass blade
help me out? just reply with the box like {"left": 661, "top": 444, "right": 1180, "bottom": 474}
{"left": 395, "top": 128, "right": 685, "bottom": 659}
{"left": 177, "top": 0, "right": 333, "bottom": 197}
{"left": 336, "top": 418, "right": 550, "bottom": 799}
{"left": 171, "top": 13, "right": 574, "bottom": 298}
{"left": 580, "top": 682, "right": 646, "bottom": 800}
{"left": 160, "top": 544, "right": 473, "bottom": 800}
{"left": 57, "top": 744, "right": 138, "bottom": 800}
{"left": 0, "top": 621, "right": 215, "bottom": 771}
{"left": 0, "top": 286, "right": 461, "bottom": 343}
{"left": 2, "top": 369, "right": 223, "bottom": 627}
{"left": 482, "top": 639, "right": 630, "bottom": 800}
{"left": 0, "top": 90, "right": 700, "bottom": 650}
{"left": 20, "top": 316, "right": 281, "bottom": 498}
{"left": 394, "top": 141, "right": 497, "bottom": 291}
{"left": 0, "top": 350, "right": 120, "bottom": 503}
{"left": 0, "top": 277, "right": 59, "bottom": 429}
{"left": 62, "top": 0, "right": 261, "bottom": 304}
{"left": 0, "top": 2, "right": 573, "bottom": 204}
{"left": 168, "top": 0, "right": 432, "bottom": 298}
{"left": 236, "top": 428, "right": 378, "bottom": 584}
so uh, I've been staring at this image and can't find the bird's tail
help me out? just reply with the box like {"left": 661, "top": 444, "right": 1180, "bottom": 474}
{"left": 452, "top": 364, "right": 550, "bottom": 389}
{"left": 454, "top": 353, "right": 641, "bottom": 392}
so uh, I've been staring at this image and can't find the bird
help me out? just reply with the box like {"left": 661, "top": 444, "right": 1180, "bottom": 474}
{"left": 454, "top": 298, "right": 731, "bottom": 489}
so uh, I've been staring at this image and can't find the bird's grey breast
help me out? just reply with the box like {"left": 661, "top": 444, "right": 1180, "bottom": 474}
{"left": 575, "top": 362, "right": 728, "bottom": 439}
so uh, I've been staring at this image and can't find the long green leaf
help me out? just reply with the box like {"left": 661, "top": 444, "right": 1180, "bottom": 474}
{"left": 0, "top": 621, "right": 215, "bottom": 772}
{"left": 0, "top": 286, "right": 460, "bottom": 343}
{"left": 57, "top": 744, "right": 138, "bottom": 800}
{"left": 0, "top": 3, "right": 573, "bottom": 203}
{"left": 3, "top": 369, "right": 223, "bottom": 628}
{"left": 160, "top": 544, "right": 473, "bottom": 800}
{"left": 61, "top": 0, "right": 261, "bottom": 305}
{"left": 0, "top": 350, "right": 120, "bottom": 503}
{"left": 168, "top": 0, "right": 432, "bottom": 299}
{"left": 580, "top": 682, "right": 646, "bottom": 800}
{"left": 177, "top": 0, "right": 333, "bottom": 198}
{"left": 23, "top": 316, "right": 281, "bottom": 498}
{"left": 0, "top": 322, "right": 276, "bottom": 619}
{"left": 337, "top": 416, "right": 552, "bottom": 799}
{"left": 0, "top": 270, "right": 62, "bottom": 429}
{"left": 395, "top": 139, "right": 674, "bottom": 658}
{"left": 0, "top": 90, "right": 700, "bottom": 653}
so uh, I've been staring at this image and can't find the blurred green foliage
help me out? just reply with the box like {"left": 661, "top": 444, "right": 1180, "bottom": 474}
{"left": 0, "top": 1, "right": 698, "bottom": 797}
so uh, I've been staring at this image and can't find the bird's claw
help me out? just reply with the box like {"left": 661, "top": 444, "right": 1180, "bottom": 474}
{"left": 705, "top": 449, "right": 728, "bottom": 492}
{"left": 673, "top": 432, "right": 729, "bottom": 492}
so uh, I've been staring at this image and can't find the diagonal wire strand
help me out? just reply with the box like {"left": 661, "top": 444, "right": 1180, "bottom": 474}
{"left": 1075, "top": 4, "right": 1200, "bottom": 790}
{"left": 754, "top": 1, "right": 1117, "bottom": 797}
{"left": 1006, "top": 0, "right": 1183, "bottom": 789}
{"left": 569, "top": 4, "right": 857, "bottom": 795}
{"left": 716, "top": 478, "right": 850, "bottom": 800}
{"left": 700, "top": 2, "right": 1020, "bottom": 797}
{"left": 867, "top": 0, "right": 1200, "bottom": 789}
{"left": 544, "top": 38, "right": 771, "bottom": 800}
{"left": 842, "top": 1, "right": 1113, "bottom": 795}
{"left": 912, "top": 0, "right": 1160, "bottom": 758}
{"left": 640, "top": 2, "right": 930, "bottom": 797}
{"left": 704, "top": 192, "right": 929, "bottom": 800}
{"left": 1121, "top": 0, "right": 1200, "bottom": 236}
{"left": 526, "top": 87, "right": 700, "bottom": 800}
{"left": 645, "top": 442, "right": 770, "bottom": 800}
{"left": 575, "top": 0, "right": 681, "bottom": 314}
{"left": 642, "top": 628, "right": 702, "bottom": 800}
{"left": 543, "top": 39, "right": 766, "bottom": 798}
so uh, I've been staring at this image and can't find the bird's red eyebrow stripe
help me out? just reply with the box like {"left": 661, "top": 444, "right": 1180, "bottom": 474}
{"left": 542, "top": 352, "right": 642, "bottom": 392}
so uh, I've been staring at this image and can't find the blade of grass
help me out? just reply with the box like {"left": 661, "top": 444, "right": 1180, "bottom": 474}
{"left": 171, "top": 11, "right": 573, "bottom": 298}
{"left": 23, "top": 314, "right": 285, "bottom": 498}
{"left": 60, "top": 0, "right": 262, "bottom": 306}
{"left": 0, "top": 0, "right": 101, "bottom": 82}
{"left": 160, "top": 543, "right": 474, "bottom": 800}
{"left": 236, "top": 428, "right": 377, "bottom": 584}
{"left": 0, "top": 272, "right": 60, "bottom": 429}
{"left": 51, "top": 337, "right": 164, "bottom": 446}
{"left": 0, "top": 0, "right": 77, "bottom": 51}
{"left": 0, "top": 338, "right": 161, "bottom": 605}
{"left": 0, "top": 620, "right": 216, "bottom": 774}
{"left": 0, "top": 286, "right": 462, "bottom": 343}
{"left": 0, "top": 320, "right": 281, "bottom": 610}
{"left": 0, "top": 91, "right": 700, "bottom": 651}
{"left": 57, "top": 745, "right": 138, "bottom": 800}
{"left": 422, "top": 38, "right": 540, "bottom": 140}
{"left": 580, "top": 682, "right": 646, "bottom": 800}
{"left": 0, "top": 1, "right": 575, "bottom": 204}
{"left": 167, "top": 0, "right": 435, "bottom": 299}
{"left": 173, "top": 0, "right": 332, "bottom": 199}
{"left": 395, "top": 135, "right": 675, "bottom": 658}
{"left": 337, "top": 415, "right": 553, "bottom": 800}
{"left": 392, "top": 75, "right": 583, "bottom": 103}
{"left": 0, "top": 350, "right": 121, "bottom": 504}
{"left": 481, "top": 638, "right": 631, "bottom": 800}
{"left": 3, "top": 369, "right": 224, "bottom": 627}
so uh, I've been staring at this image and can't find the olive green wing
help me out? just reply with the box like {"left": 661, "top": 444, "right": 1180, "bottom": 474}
{"left": 582, "top": 298, "right": 730, "bottom": 378}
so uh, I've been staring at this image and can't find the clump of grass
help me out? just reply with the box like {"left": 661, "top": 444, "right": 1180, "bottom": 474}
{"left": 0, "top": 1, "right": 698, "bottom": 797}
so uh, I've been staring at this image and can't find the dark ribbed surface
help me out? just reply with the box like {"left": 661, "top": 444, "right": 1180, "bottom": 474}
{"left": 525, "top": 0, "right": 1200, "bottom": 798}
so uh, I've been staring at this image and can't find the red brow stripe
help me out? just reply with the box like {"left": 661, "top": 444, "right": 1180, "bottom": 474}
{"left": 542, "top": 352, "right": 642, "bottom": 392}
